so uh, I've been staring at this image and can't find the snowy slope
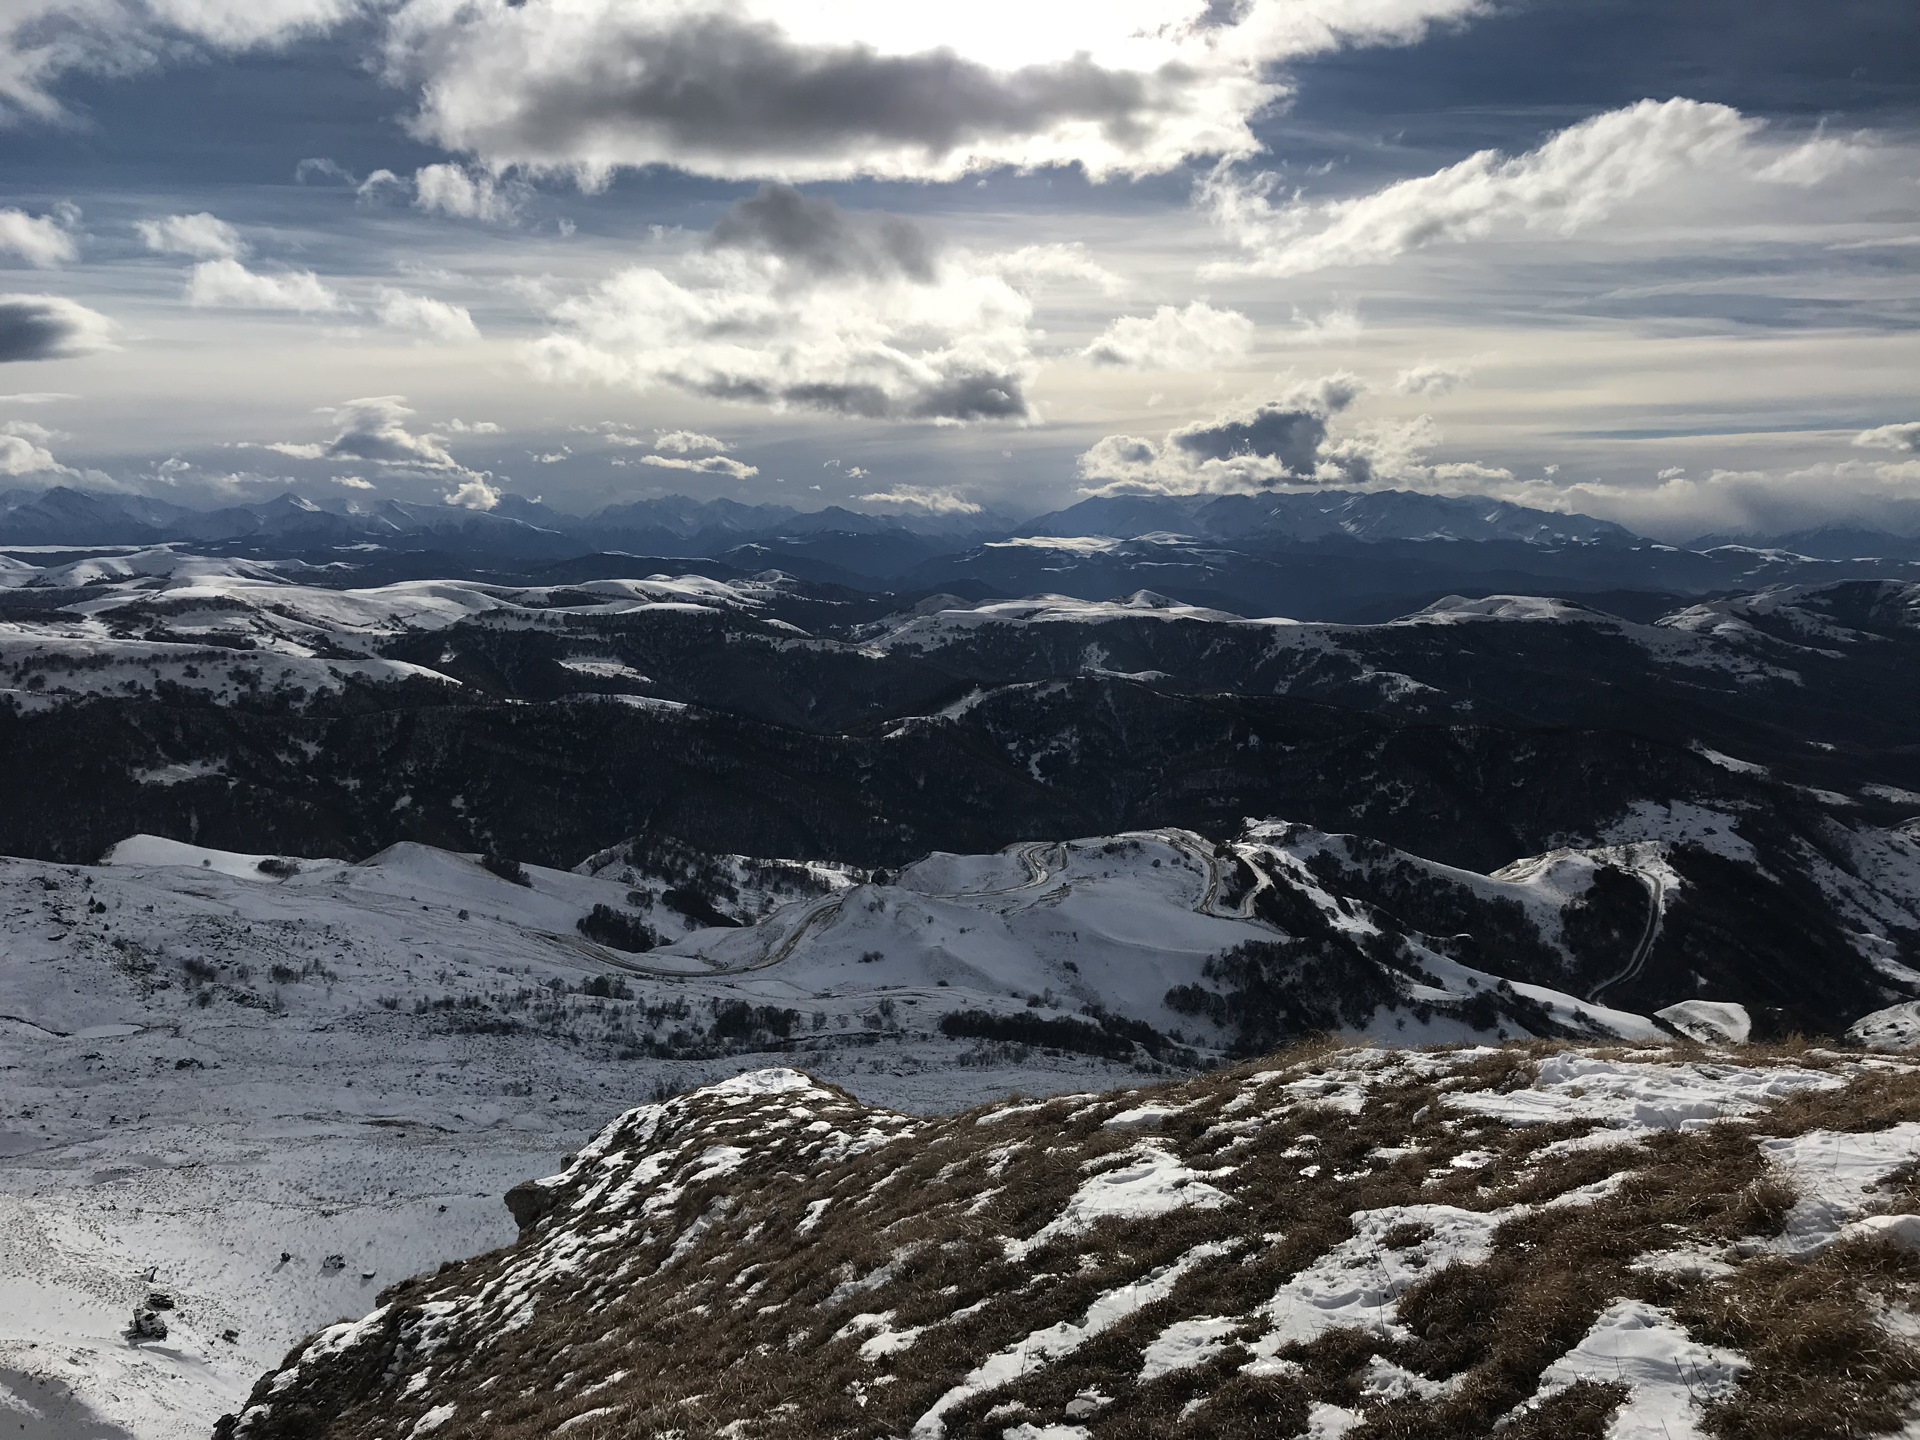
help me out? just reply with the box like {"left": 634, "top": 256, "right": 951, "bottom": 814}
{"left": 222, "top": 1045, "right": 1920, "bottom": 1440}
{"left": 0, "top": 838, "right": 1170, "bottom": 1440}
{"left": 0, "top": 548, "right": 797, "bottom": 711}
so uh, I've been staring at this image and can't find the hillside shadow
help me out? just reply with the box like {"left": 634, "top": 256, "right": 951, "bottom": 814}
{"left": 0, "top": 1371, "right": 136, "bottom": 1440}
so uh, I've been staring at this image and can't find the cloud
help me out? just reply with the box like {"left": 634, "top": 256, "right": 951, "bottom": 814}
{"left": 413, "top": 163, "right": 519, "bottom": 222}
{"left": 137, "top": 212, "right": 245, "bottom": 260}
{"left": 374, "top": 286, "right": 480, "bottom": 342}
{"left": 1081, "top": 301, "right": 1254, "bottom": 371}
{"left": 0, "top": 294, "right": 116, "bottom": 362}
{"left": 0, "top": 207, "right": 78, "bottom": 268}
{"left": 1394, "top": 363, "right": 1468, "bottom": 397}
{"left": 527, "top": 187, "right": 1045, "bottom": 423}
{"left": 986, "top": 244, "right": 1125, "bottom": 294}
{"left": 270, "top": 395, "right": 462, "bottom": 469}
{"left": 0, "top": 420, "right": 65, "bottom": 475}
{"left": 442, "top": 417, "right": 501, "bottom": 434}
{"left": 637, "top": 453, "right": 759, "bottom": 479}
{"left": 186, "top": 258, "right": 341, "bottom": 312}
{"left": 381, "top": 0, "right": 1488, "bottom": 184}
{"left": 653, "top": 430, "right": 728, "bottom": 454}
{"left": 1289, "top": 304, "right": 1362, "bottom": 345}
{"left": 1491, "top": 457, "right": 1920, "bottom": 544}
{"left": 1203, "top": 98, "right": 1861, "bottom": 278}
{"left": 1854, "top": 422, "right": 1920, "bottom": 455}
{"left": 707, "top": 183, "right": 934, "bottom": 282}
{"left": 295, "top": 156, "right": 358, "bottom": 185}
{"left": 443, "top": 474, "right": 501, "bottom": 509}
{"left": 1755, "top": 129, "right": 1873, "bottom": 186}
{"left": 856, "top": 484, "right": 982, "bottom": 515}
{"left": 1077, "top": 373, "right": 1372, "bottom": 494}
{"left": 0, "top": 0, "right": 362, "bottom": 124}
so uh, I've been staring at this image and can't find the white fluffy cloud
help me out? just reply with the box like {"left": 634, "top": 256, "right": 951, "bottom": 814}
{"left": 637, "top": 453, "right": 759, "bottom": 479}
{"left": 1204, "top": 98, "right": 1871, "bottom": 277}
{"left": 0, "top": 208, "right": 78, "bottom": 268}
{"left": 382, "top": 0, "right": 1487, "bottom": 183}
{"left": 412, "top": 164, "right": 519, "bottom": 222}
{"left": 1854, "top": 422, "right": 1920, "bottom": 455}
{"left": 653, "top": 430, "right": 729, "bottom": 454}
{"left": 857, "top": 484, "right": 983, "bottom": 515}
{"left": 528, "top": 185, "right": 1055, "bottom": 423}
{"left": 443, "top": 474, "right": 501, "bottom": 509}
{"left": 0, "top": 420, "right": 65, "bottom": 475}
{"left": 374, "top": 286, "right": 480, "bottom": 342}
{"left": 0, "top": 294, "right": 116, "bottom": 362}
{"left": 1395, "top": 363, "right": 1468, "bottom": 396}
{"left": 1081, "top": 301, "right": 1254, "bottom": 371}
{"left": 186, "top": 258, "right": 341, "bottom": 312}
{"left": 137, "top": 211, "right": 245, "bottom": 259}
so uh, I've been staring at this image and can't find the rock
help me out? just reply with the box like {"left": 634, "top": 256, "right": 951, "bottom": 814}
{"left": 1656, "top": 1000, "right": 1752, "bottom": 1044}
{"left": 505, "top": 1177, "right": 563, "bottom": 1233}
{"left": 129, "top": 1308, "right": 168, "bottom": 1341}
{"left": 1846, "top": 1001, "right": 1920, "bottom": 1051}
{"left": 321, "top": 1254, "right": 346, "bottom": 1272}
{"left": 145, "top": 1291, "right": 175, "bottom": 1310}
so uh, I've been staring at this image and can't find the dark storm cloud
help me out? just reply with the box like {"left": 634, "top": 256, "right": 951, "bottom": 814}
{"left": 387, "top": 4, "right": 1214, "bottom": 181}
{"left": 1169, "top": 377, "right": 1363, "bottom": 477}
{"left": 0, "top": 295, "right": 115, "bottom": 363}
{"left": 707, "top": 185, "right": 937, "bottom": 283}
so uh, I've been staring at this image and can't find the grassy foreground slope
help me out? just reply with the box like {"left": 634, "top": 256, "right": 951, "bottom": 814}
{"left": 222, "top": 1041, "right": 1920, "bottom": 1440}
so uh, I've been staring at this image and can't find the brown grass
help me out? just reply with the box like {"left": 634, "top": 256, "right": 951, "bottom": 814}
{"left": 222, "top": 1043, "right": 1920, "bottom": 1440}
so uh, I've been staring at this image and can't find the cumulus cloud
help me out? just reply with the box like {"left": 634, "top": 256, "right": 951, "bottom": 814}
{"left": 186, "top": 258, "right": 341, "bottom": 312}
{"left": 374, "top": 286, "right": 480, "bottom": 342}
{"left": 412, "top": 163, "right": 519, "bottom": 222}
{"left": 652, "top": 430, "right": 728, "bottom": 454}
{"left": 1204, "top": 98, "right": 1863, "bottom": 278}
{"left": 443, "top": 474, "right": 501, "bottom": 509}
{"left": 0, "top": 294, "right": 116, "bottom": 362}
{"left": 1395, "top": 363, "right": 1468, "bottom": 396}
{"left": 1854, "top": 422, "right": 1920, "bottom": 454}
{"left": 0, "top": 420, "right": 65, "bottom": 475}
{"left": 1081, "top": 301, "right": 1254, "bottom": 371}
{"left": 381, "top": 0, "right": 1487, "bottom": 184}
{"left": 637, "top": 453, "right": 759, "bottom": 479}
{"left": 856, "top": 484, "right": 983, "bottom": 515}
{"left": 1077, "top": 373, "right": 1373, "bottom": 494}
{"left": 0, "top": 207, "right": 78, "bottom": 268}
{"left": 137, "top": 211, "right": 245, "bottom": 259}
{"left": 269, "top": 395, "right": 461, "bottom": 469}
{"left": 527, "top": 186, "right": 1049, "bottom": 423}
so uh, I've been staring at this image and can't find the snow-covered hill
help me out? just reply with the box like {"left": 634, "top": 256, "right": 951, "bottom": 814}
{"left": 0, "top": 835, "right": 1141, "bottom": 1440}
{"left": 220, "top": 1045, "right": 1920, "bottom": 1440}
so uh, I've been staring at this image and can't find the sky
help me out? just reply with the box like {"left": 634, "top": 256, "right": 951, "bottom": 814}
{"left": 0, "top": 0, "right": 1916, "bottom": 540}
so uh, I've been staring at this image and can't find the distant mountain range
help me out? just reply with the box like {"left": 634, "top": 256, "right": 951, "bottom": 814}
{"left": 7, "top": 483, "right": 1920, "bottom": 623}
